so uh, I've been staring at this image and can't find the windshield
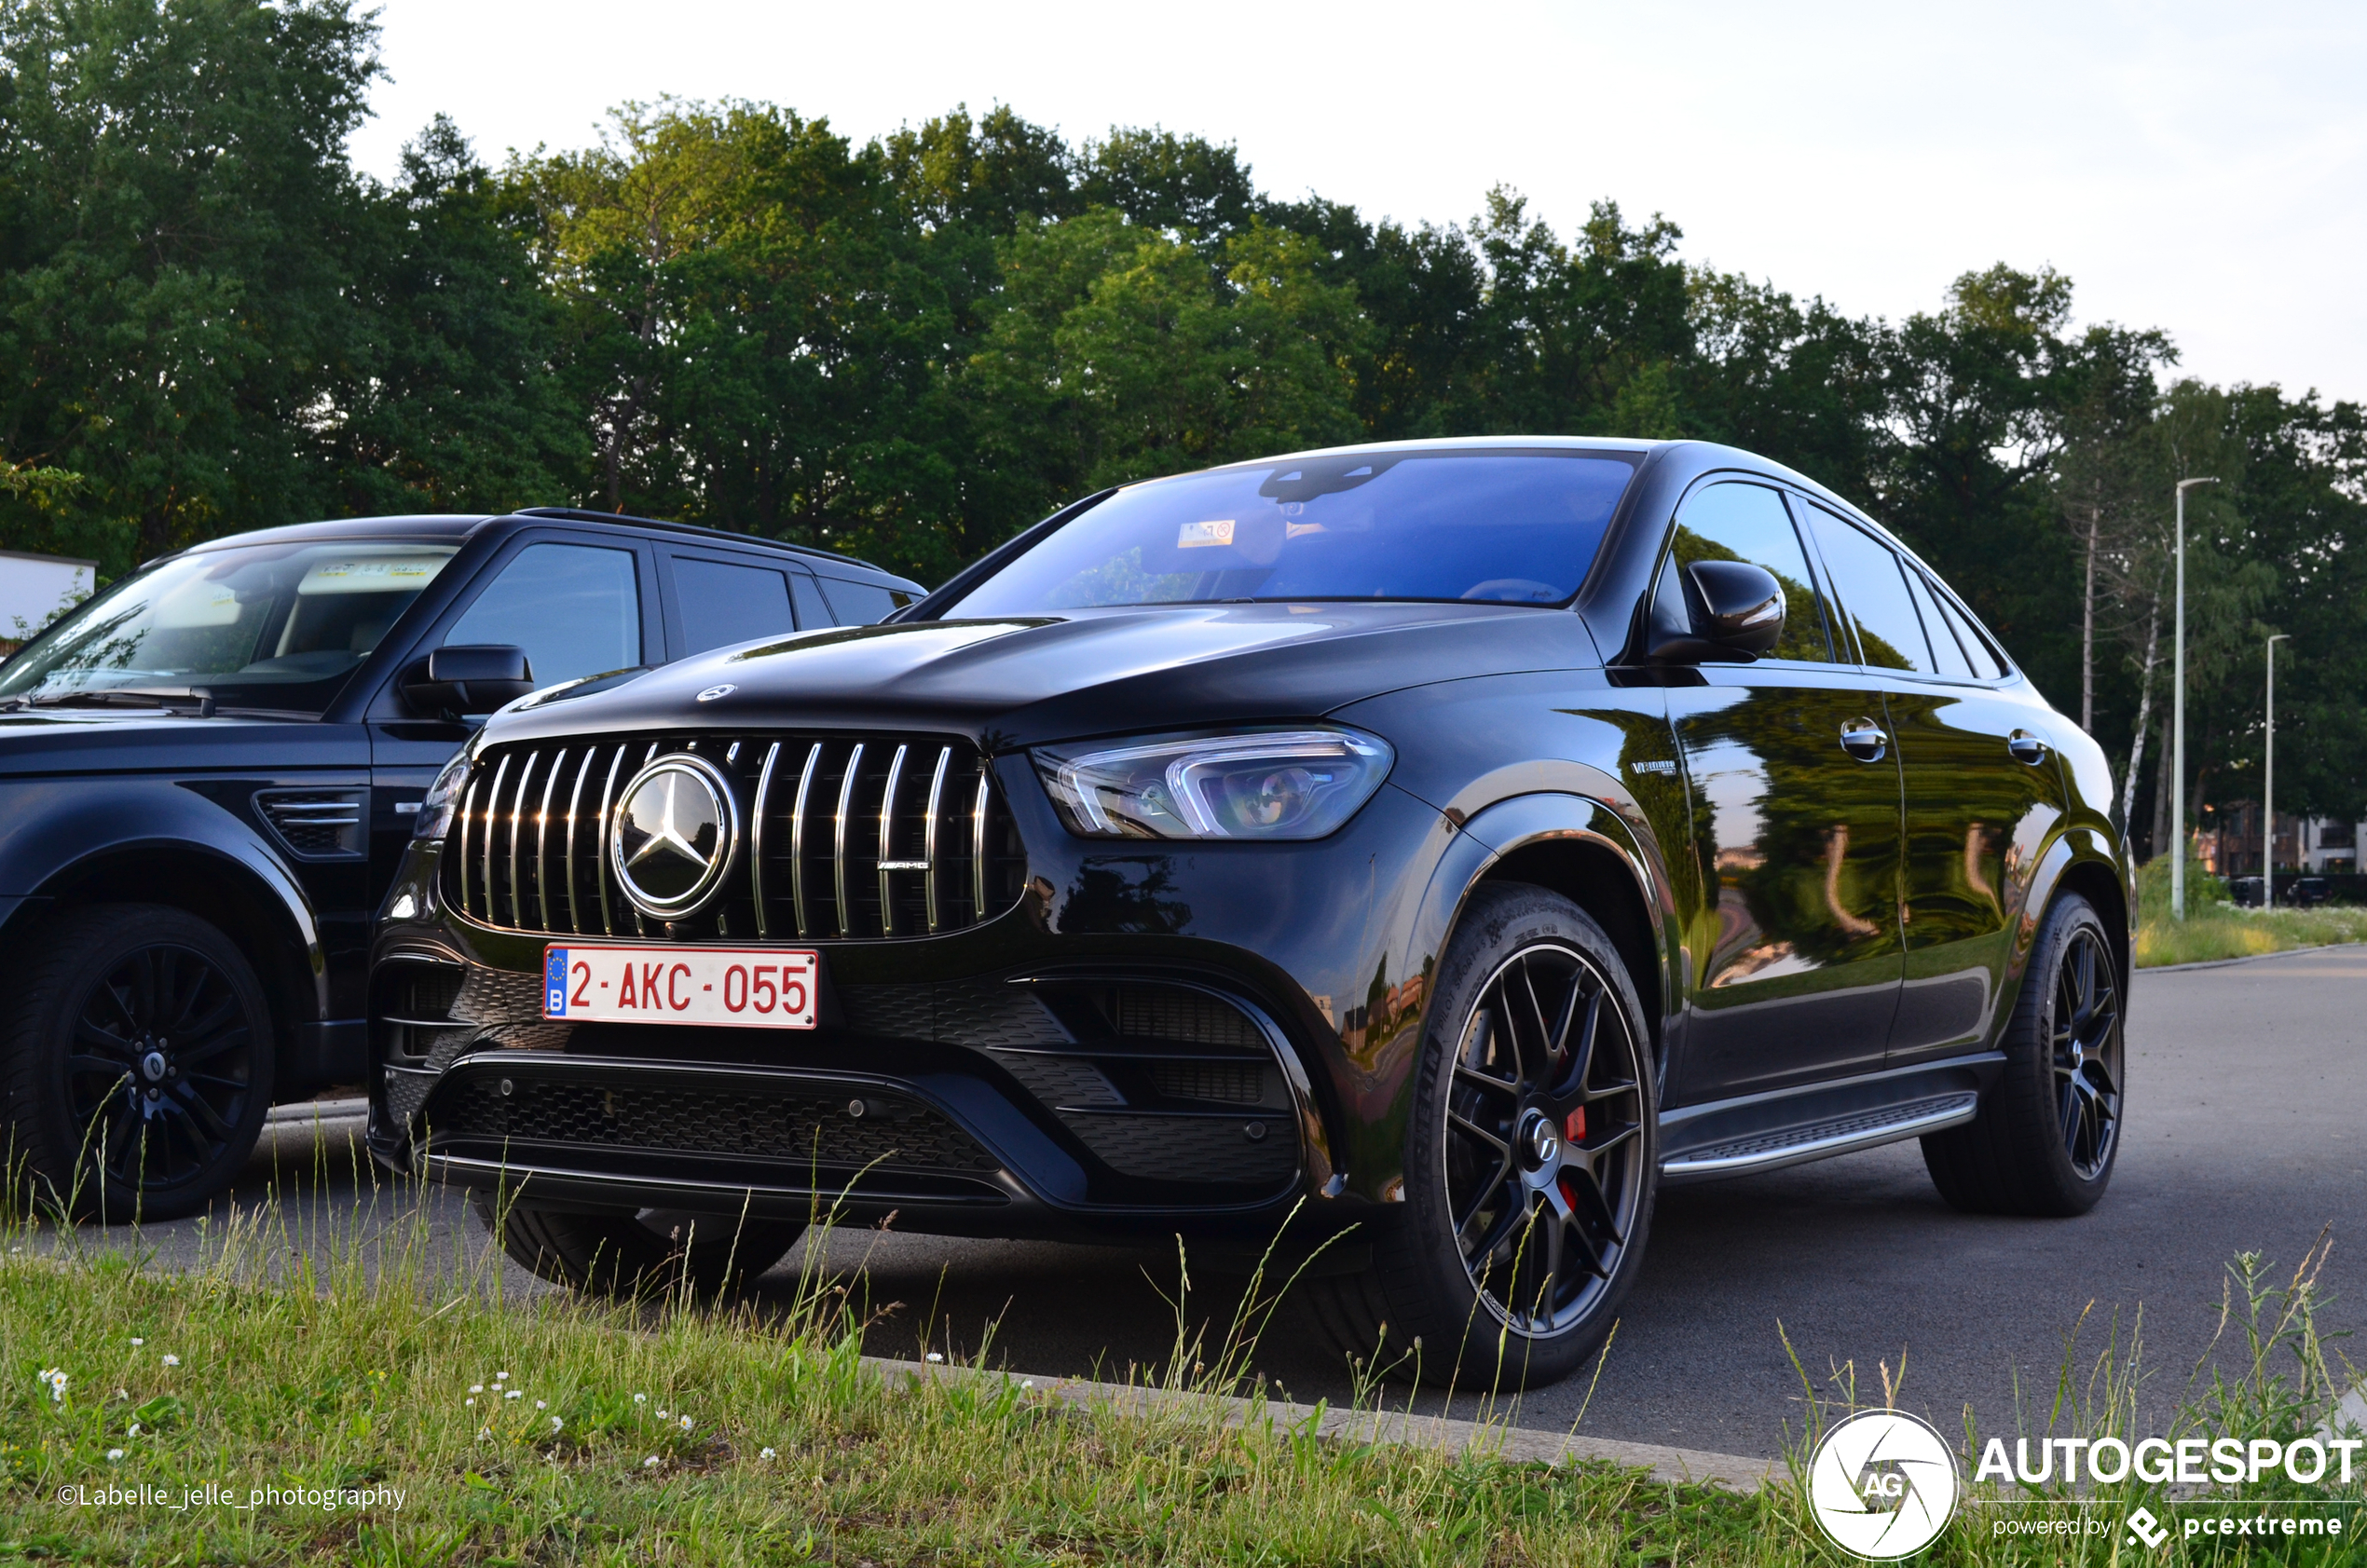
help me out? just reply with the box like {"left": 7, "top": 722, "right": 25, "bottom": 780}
{"left": 0, "top": 541, "right": 457, "bottom": 712}
{"left": 949, "top": 450, "right": 1638, "bottom": 615}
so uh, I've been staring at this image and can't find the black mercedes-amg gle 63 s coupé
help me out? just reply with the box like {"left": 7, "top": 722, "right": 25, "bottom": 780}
{"left": 368, "top": 438, "right": 2132, "bottom": 1388}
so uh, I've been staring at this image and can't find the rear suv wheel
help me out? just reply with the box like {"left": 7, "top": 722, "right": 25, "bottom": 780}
{"left": 1, "top": 905, "right": 274, "bottom": 1221}
{"left": 1301, "top": 883, "right": 1657, "bottom": 1390}
{"left": 1922, "top": 891, "right": 2124, "bottom": 1216}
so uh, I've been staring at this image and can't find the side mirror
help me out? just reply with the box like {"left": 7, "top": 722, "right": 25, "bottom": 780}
{"left": 1648, "top": 560, "right": 1786, "bottom": 663}
{"left": 402, "top": 644, "right": 536, "bottom": 716}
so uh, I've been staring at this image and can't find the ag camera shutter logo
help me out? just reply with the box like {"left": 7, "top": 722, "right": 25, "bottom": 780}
{"left": 1809, "top": 1409, "right": 1960, "bottom": 1560}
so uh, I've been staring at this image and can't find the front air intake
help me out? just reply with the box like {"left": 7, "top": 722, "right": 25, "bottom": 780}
{"left": 440, "top": 733, "right": 1027, "bottom": 942}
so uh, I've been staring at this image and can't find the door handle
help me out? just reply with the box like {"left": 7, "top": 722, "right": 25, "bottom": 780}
{"left": 1839, "top": 718, "right": 1888, "bottom": 763}
{"left": 2007, "top": 729, "right": 2047, "bottom": 765}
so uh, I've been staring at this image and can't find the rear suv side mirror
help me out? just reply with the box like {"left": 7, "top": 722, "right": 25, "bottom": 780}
{"left": 402, "top": 644, "right": 536, "bottom": 716}
{"left": 1648, "top": 559, "right": 1786, "bottom": 663}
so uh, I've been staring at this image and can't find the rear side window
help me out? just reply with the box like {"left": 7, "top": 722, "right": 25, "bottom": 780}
{"left": 1667, "top": 482, "right": 1835, "bottom": 662}
{"left": 1926, "top": 579, "right": 2008, "bottom": 679}
{"left": 819, "top": 577, "right": 899, "bottom": 626}
{"left": 673, "top": 557, "right": 795, "bottom": 656}
{"left": 788, "top": 572, "right": 833, "bottom": 630}
{"left": 1802, "top": 507, "right": 1934, "bottom": 673}
{"left": 444, "top": 542, "right": 641, "bottom": 688}
{"left": 1900, "top": 567, "right": 1974, "bottom": 679}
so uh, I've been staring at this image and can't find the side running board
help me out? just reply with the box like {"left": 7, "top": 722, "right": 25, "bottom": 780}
{"left": 1660, "top": 1092, "right": 1979, "bottom": 1182}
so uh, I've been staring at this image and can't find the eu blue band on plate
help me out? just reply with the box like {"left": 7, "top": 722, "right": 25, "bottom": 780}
{"left": 545, "top": 948, "right": 569, "bottom": 1016}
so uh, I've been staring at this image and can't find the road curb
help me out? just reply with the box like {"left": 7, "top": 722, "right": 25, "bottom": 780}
{"left": 865, "top": 1354, "right": 1781, "bottom": 1493}
{"left": 2140, "top": 942, "right": 2355, "bottom": 975}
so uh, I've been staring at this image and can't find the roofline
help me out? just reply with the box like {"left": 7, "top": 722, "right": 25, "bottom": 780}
{"left": 511, "top": 508, "right": 890, "bottom": 575}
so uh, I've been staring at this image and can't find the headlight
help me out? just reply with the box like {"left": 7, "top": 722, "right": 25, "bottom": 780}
{"left": 413, "top": 750, "right": 474, "bottom": 840}
{"left": 1033, "top": 728, "right": 1394, "bottom": 841}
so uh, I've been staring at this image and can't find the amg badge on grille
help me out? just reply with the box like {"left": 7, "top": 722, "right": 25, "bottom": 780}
{"left": 609, "top": 754, "right": 740, "bottom": 919}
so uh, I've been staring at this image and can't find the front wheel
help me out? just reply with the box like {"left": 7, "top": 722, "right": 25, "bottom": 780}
{"left": 1922, "top": 892, "right": 2125, "bottom": 1216}
{"left": 1300, "top": 883, "right": 1658, "bottom": 1390}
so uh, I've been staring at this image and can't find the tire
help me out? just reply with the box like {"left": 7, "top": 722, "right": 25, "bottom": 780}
{"left": 1300, "top": 882, "right": 1658, "bottom": 1391}
{"left": 472, "top": 1191, "right": 804, "bottom": 1298}
{"left": 1922, "top": 892, "right": 2124, "bottom": 1216}
{"left": 0, "top": 904, "right": 275, "bottom": 1222}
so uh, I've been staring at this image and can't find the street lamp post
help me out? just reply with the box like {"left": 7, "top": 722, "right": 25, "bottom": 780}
{"left": 2171, "top": 476, "right": 2220, "bottom": 920}
{"left": 2264, "top": 633, "right": 2290, "bottom": 907}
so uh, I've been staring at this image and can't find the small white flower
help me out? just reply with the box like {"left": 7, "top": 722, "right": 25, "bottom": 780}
{"left": 128, "top": 1423, "right": 141, "bottom": 1438}
{"left": 633, "top": 1393, "right": 647, "bottom": 1403}
{"left": 160, "top": 1355, "right": 180, "bottom": 1368}
{"left": 643, "top": 1454, "right": 661, "bottom": 1469}
{"left": 465, "top": 1398, "right": 476, "bottom": 1407}
{"left": 759, "top": 1447, "right": 777, "bottom": 1461}
{"left": 550, "top": 1415, "right": 564, "bottom": 1431}
{"left": 656, "top": 1409, "right": 667, "bottom": 1419}
{"left": 478, "top": 1426, "right": 491, "bottom": 1440}
{"left": 115, "top": 1388, "right": 128, "bottom": 1401}
{"left": 678, "top": 1415, "right": 692, "bottom": 1431}
{"left": 535, "top": 1399, "right": 546, "bottom": 1410}
{"left": 924, "top": 1352, "right": 944, "bottom": 1364}
{"left": 36, "top": 1369, "right": 66, "bottom": 1402}
{"left": 1023, "top": 1379, "right": 1035, "bottom": 1389}
{"left": 107, "top": 1449, "right": 124, "bottom": 1462}
{"left": 504, "top": 1389, "right": 522, "bottom": 1400}
{"left": 130, "top": 1338, "right": 144, "bottom": 1347}
{"left": 495, "top": 1371, "right": 508, "bottom": 1382}
{"left": 469, "top": 1384, "right": 483, "bottom": 1394}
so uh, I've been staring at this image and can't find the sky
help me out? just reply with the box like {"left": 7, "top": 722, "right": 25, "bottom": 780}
{"left": 350, "top": 0, "right": 2367, "bottom": 405}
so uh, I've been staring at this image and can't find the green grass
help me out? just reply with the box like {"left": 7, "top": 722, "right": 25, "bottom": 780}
{"left": 0, "top": 1180, "right": 2359, "bottom": 1563}
{"left": 2134, "top": 853, "right": 2367, "bottom": 968}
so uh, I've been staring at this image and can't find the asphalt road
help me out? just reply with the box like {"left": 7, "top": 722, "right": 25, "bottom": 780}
{"left": 86, "top": 943, "right": 2367, "bottom": 1462}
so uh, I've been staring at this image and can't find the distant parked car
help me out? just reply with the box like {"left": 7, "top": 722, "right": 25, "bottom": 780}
{"left": 0, "top": 508, "right": 920, "bottom": 1220}
{"left": 368, "top": 437, "right": 2134, "bottom": 1391}
{"left": 2291, "top": 877, "right": 2332, "bottom": 907}
{"left": 2231, "top": 876, "right": 2266, "bottom": 907}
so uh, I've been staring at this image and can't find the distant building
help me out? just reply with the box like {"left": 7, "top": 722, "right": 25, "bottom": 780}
{"left": 2198, "top": 800, "right": 2358, "bottom": 877}
{"left": 0, "top": 549, "right": 96, "bottom": 647}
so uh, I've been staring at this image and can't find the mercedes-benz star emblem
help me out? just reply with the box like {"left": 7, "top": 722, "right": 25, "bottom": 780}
{"left": 609, "top": 754, "right": 740, "bottom": 919}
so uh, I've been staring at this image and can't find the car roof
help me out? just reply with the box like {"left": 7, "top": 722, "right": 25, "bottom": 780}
{"left": 176, "top": 509, "right": 917, "bottom": 588}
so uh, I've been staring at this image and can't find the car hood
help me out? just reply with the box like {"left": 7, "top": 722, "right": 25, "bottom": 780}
{"left": 0, "top": 706, "right": 363, "bottom": 776}
{"left": 489, "top": 603, "right": 1606, "bottom": 750}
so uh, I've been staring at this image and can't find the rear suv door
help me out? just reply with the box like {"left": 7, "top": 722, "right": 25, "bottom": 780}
{"left": 1796, "top": 503, "right": 2065, "bottom": 1065}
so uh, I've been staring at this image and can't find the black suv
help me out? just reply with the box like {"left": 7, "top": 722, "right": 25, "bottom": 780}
{"left": 0, "top": 508, "right": 919, "bottom": 1219}
{"left": 369, "top": 441, "right": 2133, "bottom": 1387}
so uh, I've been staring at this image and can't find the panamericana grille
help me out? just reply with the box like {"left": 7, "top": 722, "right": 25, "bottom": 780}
{"left": 441, "top": 733, "right": 1027, "bottom": 941}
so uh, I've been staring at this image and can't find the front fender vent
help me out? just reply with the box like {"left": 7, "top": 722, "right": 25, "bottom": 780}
{"left": 255, "top": 789, "right": 367, "bottom": 860}
{"left": 440, "top": 733, "right": 1028, "bottom": 942}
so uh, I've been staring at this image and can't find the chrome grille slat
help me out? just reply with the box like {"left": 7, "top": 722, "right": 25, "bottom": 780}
{"left": 535, "top": 748, "right": 567, "bottom": 933}
{"left": 443, "top": 732, "right": 1019, "bottom": 943}
{"left": 595, "top": 746, "right": 625, "bottom": 937}
{"left": 834, "top": 742, "right": 865, "bottom": 940}
{"left": 877, "top": 743, "right": 908, "bottom": 937}
{"left": 923, "top": 745, "right": 951, "bottom": 934}
{"left": 749, "top": 741, "right": 781, "bottom": 939}
{"left": 479, "top": 755, "right": 510, "bottom": 926}
{"left": 564, "top": 748, "right": 595, "bottom": 931}
{"left": 789, "top": 743, "right": 820, "bottom": 938}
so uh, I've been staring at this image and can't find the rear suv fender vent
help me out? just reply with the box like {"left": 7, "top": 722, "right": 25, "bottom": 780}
{"left": 441, "top": 733, "right": 1028, "bottom": 942}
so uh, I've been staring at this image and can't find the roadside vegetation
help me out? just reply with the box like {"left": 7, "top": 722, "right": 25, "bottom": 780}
{"left": 1, "top": 1171, "right": 2358, "bottom": 1564}
{"left": 2134, "top": 853, "right": 2367, "bottom": 968}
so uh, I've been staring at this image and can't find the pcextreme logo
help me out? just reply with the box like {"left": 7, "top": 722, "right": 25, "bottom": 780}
{"left": 1809, "top": 1410, "right": 1961, "bottom": 1560}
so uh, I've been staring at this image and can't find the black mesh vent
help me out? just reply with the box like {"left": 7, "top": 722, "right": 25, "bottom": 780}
{"left": 1113, "top": 988, "right": 1265, "bottom": 1048}
{"left": 439, "top": 732, "right": 1027, "bottom": 942}
{"left": 1061, "top": 1113, "right": 1296, "bottom": 1187}
{"left": 430, "top": 1076, "right": 999, "bottom": 1174}
{"left": 255, "top": 789, "right": 366, "bottom": 860}
{"left": 1148, "top": 1061, "right": 1272, "bottom": 1105}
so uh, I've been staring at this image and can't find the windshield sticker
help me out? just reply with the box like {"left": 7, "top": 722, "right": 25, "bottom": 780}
{"left": 298, "top": 556, "right": 451, "bottom": 595}
{"left": 154, "top": 581, "right": 241, "bottom": 628}
{"left": 1177, "top": 520, "right": 1235, "bottom": 549}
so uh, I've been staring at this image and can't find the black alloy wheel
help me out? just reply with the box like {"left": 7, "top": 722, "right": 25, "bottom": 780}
{"left": 1443, "top": 943, "right": 1648, "bottom": 1335}
{"left": 1297, "top": 883, "right": 1657, "bottom": 1390}
{"left": 2051, "top": 925, "right": 2122, "bottom": 1180}
{"left": 1922, "top": 891, "right": 2124, "bottom": 1217}
{"left": 1, "top": 905, "right": 274, "bottom": 1221}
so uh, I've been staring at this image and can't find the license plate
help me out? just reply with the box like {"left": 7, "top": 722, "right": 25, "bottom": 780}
{"left": 542, "top": 946, "right": 819, "bottom": 1029}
